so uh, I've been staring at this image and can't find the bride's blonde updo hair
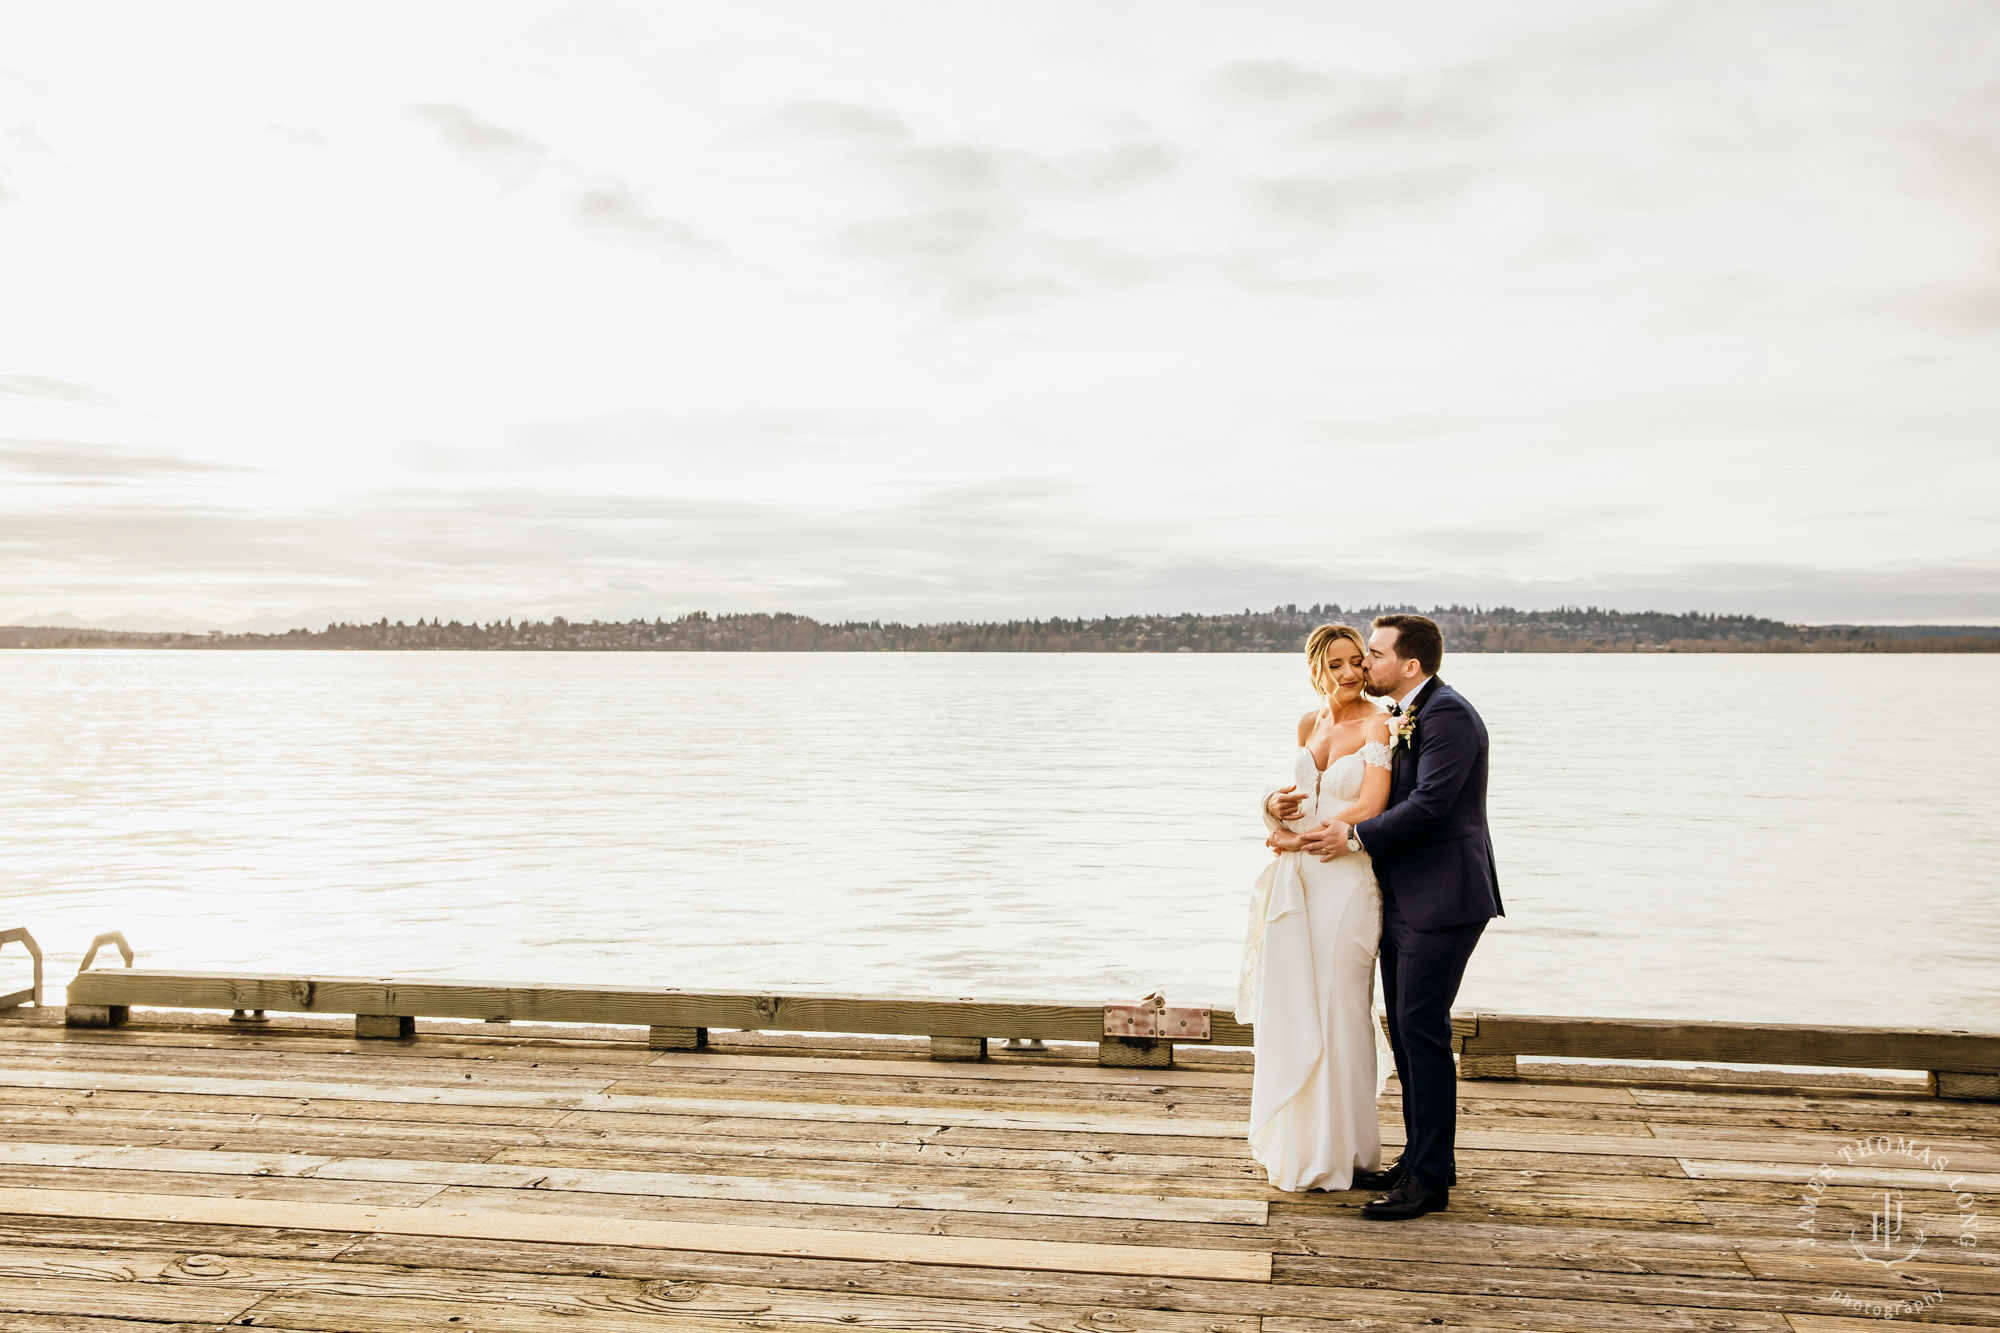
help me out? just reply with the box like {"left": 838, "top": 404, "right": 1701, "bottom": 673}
{"left": 1305, "top": 623, "right": 1366, "bottom": 702}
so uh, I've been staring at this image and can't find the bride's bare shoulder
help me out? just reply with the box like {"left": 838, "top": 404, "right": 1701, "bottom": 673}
{"left": 1360, "top": 710, "right": 1391, "bottom": 740}
{"left": 1296, "top": 709, "right": 1320, "bottom": 745}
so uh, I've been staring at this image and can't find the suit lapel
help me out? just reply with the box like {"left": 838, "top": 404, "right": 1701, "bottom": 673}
{"left": 1389, "top": 679, "right": 1438, "bottom": 795}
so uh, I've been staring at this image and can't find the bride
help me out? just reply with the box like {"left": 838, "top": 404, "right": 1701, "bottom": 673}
{"left": 1238, "top": 623, "right": 1391, "bottom": 1191}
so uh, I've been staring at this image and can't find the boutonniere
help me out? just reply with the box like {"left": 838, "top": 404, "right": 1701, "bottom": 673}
{"left": 1388, "top": 709, "right": 1418, "bottom": 752}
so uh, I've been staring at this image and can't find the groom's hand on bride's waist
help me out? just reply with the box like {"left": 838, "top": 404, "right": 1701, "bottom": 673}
{"left": 1298, "top": 819, "right": 1352, "bottom": 861}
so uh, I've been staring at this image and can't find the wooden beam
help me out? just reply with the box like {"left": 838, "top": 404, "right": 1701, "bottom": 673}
{"left": 63, "top": 1004, "right": 126, "bottom": 1029}
{"left": 1457, "top": 1051, "right": 1518, "bottom": 1080}
{"left": 1460, "top": 1013, "right": 2000, "bottom": 1074}
{"left": 1936, "top": 1071, "right": 2000, "bottom": 1100}
{"left": 64, "top": 970, "right": 1255, "bottom": 1045}
{"left": 647, "top": 1025, "right": 707, "bottom": 1051}
{"left": 1098, "top": 1037, "right": 1173, "bottom": 1069}
{"left": 929, "top": 1036, "right": 986, "bottom": 1062}
{"left": 355, "top": 1015, "right": 415, "bottom": 1040}
{"left": 0, "top": 1187, "right": 1273, "bottom": 1282}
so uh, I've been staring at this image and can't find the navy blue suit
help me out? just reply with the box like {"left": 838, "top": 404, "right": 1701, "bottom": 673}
{"left": 1355, "top": 677, "right": 1502, "bottom": 1189}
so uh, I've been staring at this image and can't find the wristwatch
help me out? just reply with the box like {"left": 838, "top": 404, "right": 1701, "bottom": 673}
{"left": 1346, "top": 827, "right": 1364, "bottom": 854}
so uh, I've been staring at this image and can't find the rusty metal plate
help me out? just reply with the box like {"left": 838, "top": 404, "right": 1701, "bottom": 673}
{"left": 1104, "top": 993, "right": 1211, "bottom": 1040}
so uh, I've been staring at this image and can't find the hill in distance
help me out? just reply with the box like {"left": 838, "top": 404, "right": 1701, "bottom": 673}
{"left": 4, "top": 605, "right": 1997, "bottom": 652}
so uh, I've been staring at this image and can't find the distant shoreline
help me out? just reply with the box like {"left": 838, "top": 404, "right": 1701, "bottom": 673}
{"left": 6, "top": 607, "right": 1999, "bottom": 653}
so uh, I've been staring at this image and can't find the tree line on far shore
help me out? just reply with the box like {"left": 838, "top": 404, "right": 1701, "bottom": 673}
{"left": 5, "top": 605, "right": 1997, "bottom": 652}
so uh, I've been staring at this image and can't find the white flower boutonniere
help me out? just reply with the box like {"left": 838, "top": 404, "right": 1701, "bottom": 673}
{"left": 1388, "top": 709, "right": 1419, "bottom": 752}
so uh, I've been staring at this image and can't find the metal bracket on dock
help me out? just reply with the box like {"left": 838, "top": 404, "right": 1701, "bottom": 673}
{"left": 0, "top": 928, "right": 43, "bottom": 1011}
{"left": 76, "top": 931, "right": 135, "bottom": 975}
{"left": 1104, "top": 991, "right": 1210, "bottom": 1040}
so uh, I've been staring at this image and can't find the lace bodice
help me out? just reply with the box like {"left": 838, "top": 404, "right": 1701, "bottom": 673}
{"left": 1286, "top": 742, "right": 1391, "bottom": 825}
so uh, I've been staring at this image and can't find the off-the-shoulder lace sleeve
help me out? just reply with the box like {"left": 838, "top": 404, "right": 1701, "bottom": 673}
{"left": 1359, "top": 740, "right": 1392, "bottom": 770}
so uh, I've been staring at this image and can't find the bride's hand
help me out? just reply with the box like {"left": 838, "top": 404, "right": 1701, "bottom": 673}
{"left": 1265, "top": 829, "right": 1303, "bottom": 854}
{"left": 1266, "top": 785, "right": 1305, "bottom": 822}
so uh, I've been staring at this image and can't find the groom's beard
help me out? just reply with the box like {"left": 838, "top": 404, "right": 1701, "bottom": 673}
{"left": 1361, "top": 681, "right": 1390, "bottom": 698}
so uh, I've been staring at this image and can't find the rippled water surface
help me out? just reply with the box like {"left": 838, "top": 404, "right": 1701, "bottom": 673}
{"left": 2, "top": 650, "right": 1995, "bottom": 1027}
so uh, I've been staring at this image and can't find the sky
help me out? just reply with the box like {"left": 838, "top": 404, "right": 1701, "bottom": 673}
{"left": 2, "top": 1, "right": 1996, "bottom": 630}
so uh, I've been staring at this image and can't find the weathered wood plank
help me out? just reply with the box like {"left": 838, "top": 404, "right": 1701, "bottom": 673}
{"left": 1447, "top": 1125, "right": 2000, "bottom": 1172}
{"left": 1596, "top": 1104, "right": 2000, "bottom": 1137}
{"left": 1742, "top": 1247, "right": 2000, "bottom": 1298}
{"left": 1465, "top": 1013, "right": 2000, "bottom": 1074}
{"left": 0, "top": 1104, "right": 557, "bottom": 1149}
{"left": 593, "top": 1085, "right": 1249, "bottom": 1136}
{"left": 0, "top": 1046, "right": 1254, "bottom": 1113}
{"left": 0, "top": 1101, "right": 1273, "bottom": 1190}
{"left": 416, "top": 1183, "right": 1278, "bottom": 1254}
{"left": 0, "top": 1022, "right": 664, "bottom": 1064}
{"left": 1270, "top": 1249, "right": 1950, "bottom": 1319}
{"left": 0, "top": 1141, "right": 1268, "bottom": 1225}
{"left": 1269, "top": 1211, "right": 1780, "bottom": 1277}
{"left": 323, "top": 1232, "right": 1297, "bottom": 1318}
{"left": 320, "top": 1228, "right": 1989, "bottom": 1327}
{"left": 236, "top": 1286, "right": 1251, "bottom": 1332}
{"left": 491, "top": 1138, "right": 1270, "bottom": 1194}
{"left": 485, "top": 1145, "right": 1270, "bottom": 1203}
{"left": 0, "top": 1065, "right": 611, "bottom": 1108}
{"left": 0, "top": 1164, "right": 449, "bottom": 1208}
{"left": 15, "top": 1311, "right": 275, "bottom": 1333}
{"left": 0, "top": 1245, "right": 1264, "bottom": 1332}
{"left": 0, "top": 1124, "right": 1265, "bottom": 1202}
{"left": 0, "top": 1188, "right": 1273, "bottom": 1282}
{"left": 0, "top": 1082, "right": 577, "bottom": 1126}
{"left": 649, "top": 1049, "right": 1257, "bottom": 1089}
{"left": 1699, "top": 1198, "right": 1996, "bottom": 1252}
{"left": 0, "top": 1066, "right": 1251, "bottom": 1136}
{"left": 1264, "top": 1289, "right": 1793, "bottom": 1332}
{"left": 0, "top": 1276, "right": 260, "bottom": 1323}
{"left": 65, "top": 970, "right": 1255, "bottom": 1045}
{"left": 0, "top": 1212, "right": 364, "bottom": 1259}
{"left": 1633, "top": 1085, "right": 2000, "bottom": 1116}
{"left": 1679, "top": 1158, "right": 2000, "bottom": 1194}
{"left": 672, "top": 1114, "right": 1263, "bottom": 1159}
{"left": 1786, "top": 1315, "right": 1998, "bottom": 1331}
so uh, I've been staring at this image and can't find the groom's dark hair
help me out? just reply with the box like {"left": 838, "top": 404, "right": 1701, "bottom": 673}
{"left": 1373, "top": 613, "right": 1443, "bottom": 675}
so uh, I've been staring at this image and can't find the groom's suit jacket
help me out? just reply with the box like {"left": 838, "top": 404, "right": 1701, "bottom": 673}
{"left": 1356, "top": 678, "right": 1504, "bottom": 932}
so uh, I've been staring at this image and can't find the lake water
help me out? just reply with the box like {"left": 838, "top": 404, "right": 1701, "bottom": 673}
{"left": 1, "top": 651, "right": 1995, "bottom": 1030}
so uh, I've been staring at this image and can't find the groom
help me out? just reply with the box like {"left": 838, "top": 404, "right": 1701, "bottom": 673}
{"left": 1300, "top": 613, "right": 1502, "bottom": 1220}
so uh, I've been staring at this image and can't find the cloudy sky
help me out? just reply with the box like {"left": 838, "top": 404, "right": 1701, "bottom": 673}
{"left": 2, "top": 1, "right": 1995, "bottom": 629}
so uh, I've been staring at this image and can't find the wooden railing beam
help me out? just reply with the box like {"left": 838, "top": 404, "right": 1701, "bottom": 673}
{"left": 1457, "top": 1012, "right": 2000, "bottom": 1074}
{"left": 59, "top": 971, "right": 1998, "bottom": 1101}
{"left": 63, "top": 969, "right": 1254, "bottom": 1047}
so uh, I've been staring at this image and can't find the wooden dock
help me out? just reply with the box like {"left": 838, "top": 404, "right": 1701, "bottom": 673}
{"left": 1, "top": 991, "right": 1997, "bottom": 1332}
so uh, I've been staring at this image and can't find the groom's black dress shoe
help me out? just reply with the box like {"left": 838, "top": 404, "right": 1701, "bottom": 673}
{"left": 1360, "top": 1174, "right": 1449, "bottom": 1221}
{"left": 1351, "top": 1160, "right": 1456, "bottom": 1192}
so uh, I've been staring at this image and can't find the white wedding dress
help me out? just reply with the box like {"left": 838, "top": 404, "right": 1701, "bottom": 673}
{"left": 1237, "top": 742, "right": 1388, "bottom": 1191}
